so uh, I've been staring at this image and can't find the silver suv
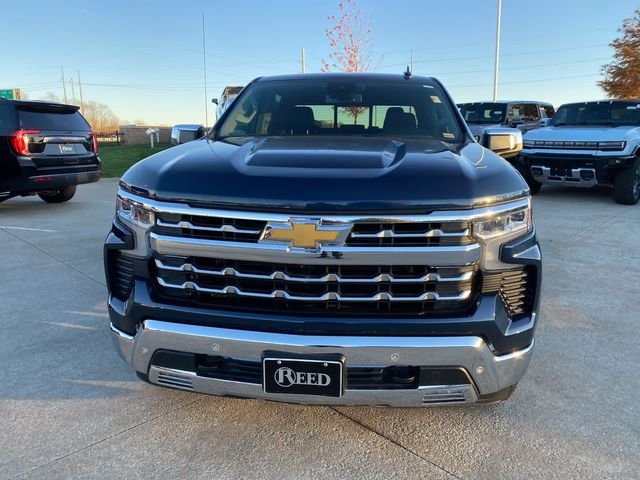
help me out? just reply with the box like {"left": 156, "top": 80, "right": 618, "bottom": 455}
{"left": 517, "top": 100, "right": 640, "bottom": 204}
{"left": 458, "top": 101, "right": 555, "bottom": 139}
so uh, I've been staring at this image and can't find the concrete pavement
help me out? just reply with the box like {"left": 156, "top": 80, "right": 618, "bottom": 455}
{"left": 0, "top": 179, "right": 638, "bottom": 479}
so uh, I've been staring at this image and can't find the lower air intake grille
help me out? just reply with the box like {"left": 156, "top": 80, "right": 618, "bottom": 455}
{"left": 482, "top": 267, "right": 536, "bottom": 318}
{"left": 107, "top": 252, "right": 134, "bottom": 301}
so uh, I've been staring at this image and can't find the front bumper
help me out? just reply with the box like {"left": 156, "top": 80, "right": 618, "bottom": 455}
{"left": 517, "top": 151, "right": 634, "bottom": 187}
{"left": 111, "top": 319, "right": 533, "bottom": 406}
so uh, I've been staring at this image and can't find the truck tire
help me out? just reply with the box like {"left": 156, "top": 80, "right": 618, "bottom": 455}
{"left": 514, "top": 164, "right": 542, "bottom": 194}
{"left": 613, "top": 158, "right": 640, "bottom": 205}
{"left": 38, "top": 185, "right": 77, "bottom": 203}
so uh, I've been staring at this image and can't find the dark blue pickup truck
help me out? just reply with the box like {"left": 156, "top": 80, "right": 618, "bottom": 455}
{"left": 105, "top": 73, "right": 540, "bottom": 406}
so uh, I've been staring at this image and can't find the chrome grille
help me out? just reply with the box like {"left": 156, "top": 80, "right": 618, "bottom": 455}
{"left": 153, "top": 213, "right": 473, "bottom": 248}
{"left": 154, "top": 212, "right": 266, "bottom": 243}
{"left": 153, "top": 256, "right": 479, "bottom": 316}
{"left": 346, "top": 221, "right": 472, "bottom": 247}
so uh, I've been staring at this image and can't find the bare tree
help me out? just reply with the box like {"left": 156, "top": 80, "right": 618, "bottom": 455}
{"left": 599, "top": 9, "right": 640, "bottom": 98}
{"left": 82, "top": 100, "right": 120, "bottom": 131}
{"left": 39, "top": 91, "right": 120, "bottom": 131}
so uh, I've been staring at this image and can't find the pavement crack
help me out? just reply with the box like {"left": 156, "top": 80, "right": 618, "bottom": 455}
{"left": 564, "top": 206, "right": 632, "bottom": 243}
{"left": 330, "top": 407, "right": 463, "bottom": 479}
{"left": 0, "top": 227, "right": 105, "bottom": 287}
{"left": 10, "top": 397, "right": 205, "bottom": 479}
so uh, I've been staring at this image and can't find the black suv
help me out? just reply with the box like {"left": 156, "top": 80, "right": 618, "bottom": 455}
{"left": 0, "top": 99, "right": 101, "bottom": 203}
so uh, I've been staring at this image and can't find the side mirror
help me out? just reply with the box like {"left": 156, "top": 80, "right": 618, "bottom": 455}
{"left": 539, "top": 118, "right": 552, "bottom": 127}
{"left": 171, "top": 124, "right": 205, "bottom": 145}
{"left": 211, "top": 98, "right": 219, "bottom": 105}
{"left": 481, "top": 127, "right": 523, "bottom": 159}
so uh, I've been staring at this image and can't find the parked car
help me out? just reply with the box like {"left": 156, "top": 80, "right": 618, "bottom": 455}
{"left": 214, "top": 86, "right": 243, "bottom": 121}
{"left": 517, "top": 99, "right": 640, "bottom": 204}
{"left": 458, "top": 101, "right": 555, "bottom": 140}
{"left": 0, "top": 99, "right": 100, "bottom": 203}
{"left": 105, "top": 72, "right": 540, "bottom": 406}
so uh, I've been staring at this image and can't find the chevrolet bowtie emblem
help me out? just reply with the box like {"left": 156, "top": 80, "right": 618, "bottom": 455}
{"left": 260, "top": 219, "right": 352, "bottom": 249}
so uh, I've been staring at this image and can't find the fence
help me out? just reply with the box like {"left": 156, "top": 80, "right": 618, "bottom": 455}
{"left": 96, "top": 131, "right": 125, "bottom": 144}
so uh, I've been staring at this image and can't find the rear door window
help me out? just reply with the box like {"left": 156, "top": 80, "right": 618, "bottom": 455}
{"left": 17, "top": 109, "right": 90, "bottom": 130}
{"left": 522, "top": 104, "right": 540, "bottom": 121}
{"left": 543, "top": 105, "right": 555, "bottom": 118}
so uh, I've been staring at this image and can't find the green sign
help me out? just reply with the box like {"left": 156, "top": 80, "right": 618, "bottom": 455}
{"left": 0, "top": 89, "right": 20, "bottom": 100}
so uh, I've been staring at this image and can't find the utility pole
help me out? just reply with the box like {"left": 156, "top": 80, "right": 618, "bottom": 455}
{"left": 202, "top": 13, "right": 209, "bottom": 128}
{"left": 301, "top": 48, "right": 306, "bottom": 73}
{"left": 61, "top": 66, "right": 68, "bottom": 103}
{"left": 70, "top": 78, "right": 76, "bottom": 105}
{"left": 492, "top": 0, "right": 502, "bottom": 102}
{"left": 77, "top": 70, "right": 84, "bottom": 111}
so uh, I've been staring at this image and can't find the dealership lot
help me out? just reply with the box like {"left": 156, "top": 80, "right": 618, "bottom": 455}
{"left": 0, "top": 179, "right": 638, "bottom": 479}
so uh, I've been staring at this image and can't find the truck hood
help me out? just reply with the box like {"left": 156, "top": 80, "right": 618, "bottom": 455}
{"left": 121, "top": 136, "right": 528, "bottom": 212}
{"left": 524, "top": 125, "right": 640, "bottom": 142}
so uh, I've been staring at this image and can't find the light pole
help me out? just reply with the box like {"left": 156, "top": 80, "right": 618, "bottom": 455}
{"left": 202, "top": 13, "right": 209, "bottom": 128}
{"left": 493, "top": 0, "right": 502, "bottom": 102}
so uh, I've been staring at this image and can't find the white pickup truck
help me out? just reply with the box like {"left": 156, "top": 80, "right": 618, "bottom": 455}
{"left": 516, "top": 100, "right": 640, "bottom": 204}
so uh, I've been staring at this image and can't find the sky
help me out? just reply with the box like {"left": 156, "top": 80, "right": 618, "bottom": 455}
{"left": 1, "top": 0, "right": 637, "bottom": 127}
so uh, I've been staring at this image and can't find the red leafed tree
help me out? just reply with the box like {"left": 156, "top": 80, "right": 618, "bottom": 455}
{"left": 322, "top": 1, "right": 380, "bottom": 123}
{"left": 322, "top": 0, "right": 378, "bottom": 73}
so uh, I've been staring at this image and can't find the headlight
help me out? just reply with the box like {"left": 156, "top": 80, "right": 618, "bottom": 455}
{"left": 473, "top": 201, "right": 532, "bottom": 270}
{"left": 473, "top": 205, "right": 531, "bottom": 240}
{"left": 116, "top": 193, "right": 155, "bottom": 227}
{"left": 598, "top": 141, "right": 626, "bottom": 151}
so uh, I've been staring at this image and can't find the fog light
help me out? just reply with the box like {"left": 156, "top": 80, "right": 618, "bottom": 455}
{"left": 580, "top": 170, "right": 594, "bottom": 180}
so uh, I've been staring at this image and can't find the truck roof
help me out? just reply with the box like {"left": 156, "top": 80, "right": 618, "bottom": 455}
{"left": 458, "top": 100, "right": 553, "bottom": 106}
{"left": 254, "top": 72, "right": 437, "bottom": 83}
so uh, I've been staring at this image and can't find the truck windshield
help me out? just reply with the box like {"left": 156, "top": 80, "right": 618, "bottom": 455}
{"left": 458, "top": 103, "right": 506, "bottom": 124}
{"left": 552, "top": 101, "right": 640, "bottom": 126}
{"left": 217, "top": 79, "right": 462, "bottom": 143}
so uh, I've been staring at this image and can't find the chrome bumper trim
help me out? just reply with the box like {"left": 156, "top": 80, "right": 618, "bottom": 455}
{"left": 111, "top": 320, "right": 534, "bottom": 406}
{"left": 149, "top": 233, "right": 481, "bottom": 266}
{"left": 147, "top": 365, "right": 479, "bottom": 406}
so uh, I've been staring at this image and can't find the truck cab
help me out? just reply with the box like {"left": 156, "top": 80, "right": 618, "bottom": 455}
{"left": 458, "top": 101, "right": 554, "bottom": 149}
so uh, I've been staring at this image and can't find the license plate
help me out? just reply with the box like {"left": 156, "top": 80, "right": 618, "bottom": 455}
{"left": 59, "top": 144, "right": 76, "bottom": 154}
{"left": 263, "top": 355, "right": 344, "bottom": 397}
{"left": 551, "top": 167, "right": 572, "bottom": 177}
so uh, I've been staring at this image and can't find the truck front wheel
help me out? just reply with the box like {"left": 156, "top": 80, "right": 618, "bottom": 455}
{"left": 38, "top": 185, "right": 77, "bottom": 203}
{"left": 613, "top": 158, "right": 640, "bottom": 205}
{"left": 514, "top": 163, "right": 542, "bottom": 194}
